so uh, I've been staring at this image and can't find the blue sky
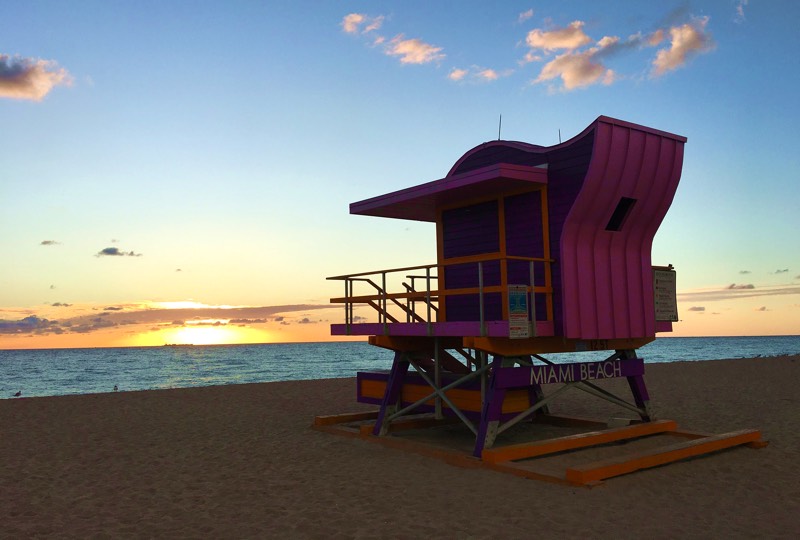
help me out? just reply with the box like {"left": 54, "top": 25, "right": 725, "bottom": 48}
{"left": 1, "top": 1, "right": 798, "bottom": 348}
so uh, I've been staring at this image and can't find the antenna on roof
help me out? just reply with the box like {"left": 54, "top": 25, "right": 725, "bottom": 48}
{"left": 558, "top": 129, "right": 562, "bottom": 144}
{"left": 498, "top": 114, "right": 502, "bottom": 140}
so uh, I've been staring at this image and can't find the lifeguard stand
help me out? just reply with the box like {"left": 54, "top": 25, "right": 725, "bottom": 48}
{"left": 320, "top": 116, "right": 764, "bottom": 483}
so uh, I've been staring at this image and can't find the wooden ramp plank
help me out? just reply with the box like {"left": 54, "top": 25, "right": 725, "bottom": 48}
{"left": 565, "top": 429, "right": 763, "bottom": 485}
{"left": 313, "top": 410, "right": 379, "bottom": 426}
{"left": 482, "top": 419, "right": 678, "bottom": 464}
{"left": 359, "top": 416, "right": 460, "bottom": 436}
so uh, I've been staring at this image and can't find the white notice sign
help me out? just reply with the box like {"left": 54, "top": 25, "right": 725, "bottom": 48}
{"left": 508, "top": 285, "right": 530, "bottom": 338}
{"left": 653, "top": 269, "right": 678, "bottom": 322}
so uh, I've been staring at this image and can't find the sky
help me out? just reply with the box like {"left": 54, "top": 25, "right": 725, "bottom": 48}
{"left": 1, "top": 0, "right": 798, "bottom": 349}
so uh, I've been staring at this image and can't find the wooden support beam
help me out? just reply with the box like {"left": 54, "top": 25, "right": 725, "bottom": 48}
{"left": 482, "top": 419, "right": 678, "bottom": 463}
{"left": 564, "top": 429, "right": 764, "bottom": 485}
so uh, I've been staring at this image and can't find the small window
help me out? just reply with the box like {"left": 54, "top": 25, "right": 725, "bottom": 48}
{"left": 606, "top": 197, "right": 637, "bottom": 231}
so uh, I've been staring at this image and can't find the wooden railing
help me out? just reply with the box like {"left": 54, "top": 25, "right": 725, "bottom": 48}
{"left": 328, "top": 256, "right": 553, "bottom": 335}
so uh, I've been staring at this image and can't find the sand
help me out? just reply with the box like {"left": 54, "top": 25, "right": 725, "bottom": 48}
{"left": 2, "top": 356, "right": 799, "bottom": 538}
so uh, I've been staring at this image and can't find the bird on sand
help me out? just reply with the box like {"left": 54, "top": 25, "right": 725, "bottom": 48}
{"left": 13, "top": 391, "right": 21, "bottom": 397}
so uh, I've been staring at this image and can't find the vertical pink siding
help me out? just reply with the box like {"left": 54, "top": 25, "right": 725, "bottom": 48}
{"left": 560, "top": 119, "right": 684, "bottom": 339}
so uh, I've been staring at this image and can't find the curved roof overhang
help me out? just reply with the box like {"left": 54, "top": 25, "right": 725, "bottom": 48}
{"left": 348, "top": 115, "right": 686, "bottom": 223}
{"left": 349, "top": 162, "right": 547, "bottom": 222}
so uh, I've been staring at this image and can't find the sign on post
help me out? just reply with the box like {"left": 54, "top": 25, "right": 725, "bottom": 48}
{"left": 654, "top": 268, "right": 678, "bottom": 322}
{"left": 508, "top": 285, "right": 530, "bottom": 339}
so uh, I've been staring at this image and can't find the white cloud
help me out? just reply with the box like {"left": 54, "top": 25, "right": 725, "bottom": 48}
{"left": 341, "top": 13, "right": 365, "bottom": 34}
{"left": 535, "top": 49, "right": 613, "bottom": 90}
{"left": 735, "top": 0, "right": 749, "bottom": 24}
{"left": 386, "top": 35, "right": 445, "bottom": 65}
{"left": 341, "top": 13, "right": 383, "bottom": 34}
{"left": 518, "top": 9, "right": 534, "bottom": 24}
{"left": 448, "top": 68, "right": 468, "bottom": 81}
{"left": 652, "top": 17, "right": 714, "bottom": 76}
{"left": 0, "top": 54, "right": 72, "bottom": 101}
{"left": 526, "top": 21, "right": 592, "bottom": 51}
{"left": 476, "top": 68, "right": 499, "bottom": 81}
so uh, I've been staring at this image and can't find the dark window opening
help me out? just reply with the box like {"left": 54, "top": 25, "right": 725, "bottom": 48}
{"left": 606, "top": 197, "right": 637, "bottom": 231}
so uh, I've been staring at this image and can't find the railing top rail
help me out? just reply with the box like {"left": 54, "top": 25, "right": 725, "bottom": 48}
{"left": 327, "top": 263, "right": 438, "bottom": 281}
{"left": 327, "top": 255, "right": 552, "bottom": 281}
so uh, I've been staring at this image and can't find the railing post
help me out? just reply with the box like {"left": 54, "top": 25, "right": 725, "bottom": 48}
{"left": 529, "top": 261, "right": 537, "bottom": 337}
{"left": 479, "top": 261, "right": 485, "bottom": 337}
{"left": 382, "top": 271, "right": 388, "bottom": 335}
{"left": 426, "top": 266, "right": 432, "bottom": 336}
{"left": 345, "top": 279, "right": 351, "bottom": 335}
{"left": 434, "top": 337, "right": 442, "bottom": 419}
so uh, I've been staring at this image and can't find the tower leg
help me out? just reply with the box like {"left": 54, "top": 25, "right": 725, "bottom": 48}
{"left": 474, "top": 355, "right": 506, "bottom": 457}
{"left": 373, "top": 352, "right": 410, "bottom": 436}
{"left": 620, "top": 349, "right": 653, "bottom": 421}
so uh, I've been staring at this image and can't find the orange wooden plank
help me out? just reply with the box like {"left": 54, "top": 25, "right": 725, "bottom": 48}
{"left": 565, "top": 429, "right": 764, "bottom": 485}
{"left": 482, "top": 419, "right": 678, "bottom": 463}
{"left": 363, "top": 380, "right": 531, "bottom": 414}
{"left": 313, "top": 410, "right": 379, "bottom": 426}
{"left": 359, "top": 416, "right": 460, "bottom": 435}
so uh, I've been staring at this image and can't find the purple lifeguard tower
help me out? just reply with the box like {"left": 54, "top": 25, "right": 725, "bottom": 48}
{"left": 327, "top": 116, "right": 687, "bottom": 460}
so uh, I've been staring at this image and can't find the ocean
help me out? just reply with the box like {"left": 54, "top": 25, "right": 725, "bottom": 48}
{"left": 2, "top": 336, "right": 799, "bottom": 399}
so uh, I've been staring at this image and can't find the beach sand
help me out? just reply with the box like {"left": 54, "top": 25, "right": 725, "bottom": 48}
{"left": 2, "top": 356, "right": 798, "bottom": 538}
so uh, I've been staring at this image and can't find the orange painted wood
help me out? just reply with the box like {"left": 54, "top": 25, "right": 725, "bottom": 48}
{"left": 482, "top": 419, "right": 678, "bottom": 463}
{"left": 313, "top": 410, "right": 379, "bottom": 426}
{"left": 361, "top": 379, "right": 531, "bottom": 414}
{"left": 565, "top": 429, "right": 764, "bottom": 485}
{"left": 359, "top": 416, "right": 460, "bottom": 435}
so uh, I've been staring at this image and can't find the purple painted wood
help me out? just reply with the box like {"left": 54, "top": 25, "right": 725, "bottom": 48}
{"left": 350, "top": 163, "right": 547, "bottom": 222}
{"left": 492, "top": 358, "right": 644, "bottom": 389}
{"left": 330, "top": 320, "right": 555, "bottom": 337}
{"left": 346, "top": 115, "right": 685, "bottom": 342}
{"left": 372, "top": 352, "right": 410, "bottom": 436}
{"left": 474, "top": 355, "right": 506, "bottom": 457}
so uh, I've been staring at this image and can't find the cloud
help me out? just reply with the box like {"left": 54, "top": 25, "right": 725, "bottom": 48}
{"left": 518, "top": 9, "right": 534, "bottom": 24}
{"left": 687, "top": 306, "right": 705, "bottom": 312}
{"left": 651, "top": 16, "right": 714, "bottom": 76}
{"left": 51, "top": 302, "right": 72, "bottom": 307}
{"left": 229, "top": 318, "right": 268, "bottom": 325}
{"left": 739, "top": 270, "right": 751, "bottom": 274}
{"left": 535, "top": 49, "right": 615, "bottom": 90}
{"left": 40, "top": 240, "right": 60, "bottom": 246}
{"left": 0, "top": 54, "right": 73, "bottom": 101}
{"left": 448, "top": 66, "right": 512, "bottom": 83}
{"left": 0, "top": 316, "right": 58, "bottom": 334}
{"left": 341, "top": 13, "right": 384, "bottom": 35}
{"left": 96, "top": 247, "right": 142, "bottom": 257}
{"left": 678, "top": 284, "right": 800, "bottom": 302}
{"left": 796, "top": 275, "right": 800, "bottom": 281}
{"left": 647, "top": 29, "right": 665, "bottom": 46}
{"left": 774, "top": 269, "right": 789, "bottom": 274}
{"left": 0, "top": 303, "right": 334, "bottom": 337}
{"left": 386, "top": 35, "right": 445, "bottom": 64}
{"left": 448, "top": 68, "right": 468, "bottom": 81}
{"left": 735, "top": 0, "right": 748, "bottom": 24}
{"left": 726, "top": 283, "right": 754, "bottom": 290}
{"left": 526, "top": 21, "right": 592, "bottom": 51}
{"left": 755, "top": 306, "right": 767, "bottom": 312}
{"left": 342, "top": 13, "right": 365, "bottom": 34}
